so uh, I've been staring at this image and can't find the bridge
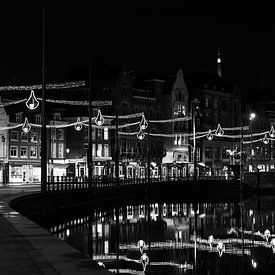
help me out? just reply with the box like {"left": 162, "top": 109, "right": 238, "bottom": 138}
{"left": 45, "top": 175, "right": 246, "bottom": 194}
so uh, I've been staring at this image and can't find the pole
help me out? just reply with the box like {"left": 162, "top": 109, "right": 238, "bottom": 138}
{"left": 250, "top": 119, "right": 253, "bottom": 172}
{"left": 41, "top": 6, "right": 47, "bottom": 192}
{"left": 192, "top": 100, "right": 198, "bottom": 181}
{"left": 88, "top": 59, "right": 93, "bottom": 189}
{"left": 240, "top": 122, "right": 244, "bottom": 193}
{"left": 114, "top": 86, "right": 119, "bottom": 186}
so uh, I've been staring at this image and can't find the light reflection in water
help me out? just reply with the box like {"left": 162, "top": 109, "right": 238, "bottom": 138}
{"left": 47, "top": 197, "right": 275, "bottom": 275}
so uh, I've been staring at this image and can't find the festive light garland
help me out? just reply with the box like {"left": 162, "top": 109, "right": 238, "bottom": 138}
{"left": 0, "top": 81, "right": 86, "bottom": 91}
{"left": 45, "top": 99, "right": 112, "bottom": 106}
{"left": 150, "top": 116, "right": 191, "bottom": 123}
{"left": 0, "top": 99, "right": 26, "bottom": 107}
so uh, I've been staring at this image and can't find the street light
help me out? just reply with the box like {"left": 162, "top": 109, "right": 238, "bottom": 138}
{"left": 191, "top": 98, "right": 200, "bottom": 180}
{"left": 249, "top": 112, "right": 256, "bottom": 172}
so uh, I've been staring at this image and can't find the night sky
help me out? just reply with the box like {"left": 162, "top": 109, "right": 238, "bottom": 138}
{"left": 0, "top": 1, "right": 274, "bottom": 97}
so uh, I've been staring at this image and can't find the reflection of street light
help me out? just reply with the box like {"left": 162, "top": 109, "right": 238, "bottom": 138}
{"left": 249, "top": 112, "right": 256, "bottom": 171}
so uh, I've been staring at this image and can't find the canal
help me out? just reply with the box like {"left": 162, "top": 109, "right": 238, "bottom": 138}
{"left": 29, "top": 192, "right": 275, "bottom": 275}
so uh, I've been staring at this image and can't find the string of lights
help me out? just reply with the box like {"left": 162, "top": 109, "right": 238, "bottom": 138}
{"left": 0, "top": 80, "right": 86, "bottom": 91}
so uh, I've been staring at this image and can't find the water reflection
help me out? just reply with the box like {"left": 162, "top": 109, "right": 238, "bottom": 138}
{"left": 47, "top": 197, "right": 275, "bottom": 274}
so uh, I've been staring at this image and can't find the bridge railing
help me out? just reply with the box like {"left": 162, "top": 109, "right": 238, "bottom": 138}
{"left": 45, "top": 175, "right": 235, "bottom": 192}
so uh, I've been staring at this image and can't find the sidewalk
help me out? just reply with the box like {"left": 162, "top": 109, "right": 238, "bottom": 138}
{"left": 0, "top": 185, "right": 111, "bottom": 274}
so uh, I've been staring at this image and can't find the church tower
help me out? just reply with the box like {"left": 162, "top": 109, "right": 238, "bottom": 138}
{"left": 217, "top": 48, "right": 222, "bottom": 77}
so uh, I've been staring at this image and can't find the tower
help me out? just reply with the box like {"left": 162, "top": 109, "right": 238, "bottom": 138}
{"left": 217, "top": 48, "right": 222, "bottom": 77}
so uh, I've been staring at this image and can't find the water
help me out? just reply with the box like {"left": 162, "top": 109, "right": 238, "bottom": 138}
{"left": 45, "top": 195, "right": 275, "bottom": 274}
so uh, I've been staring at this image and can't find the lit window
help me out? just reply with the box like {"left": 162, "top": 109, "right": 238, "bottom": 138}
{"left": 104, "top": 128, "right": 108, "bottom": 140}
{"left": 97, "top": 144, "right": 102, "bottom": 157}
{"left": 30, "top": 146, "right": 38, "bottom": 158}
{"left": 58, "top": 143, "right": 64, "bottom": 158}
{"left": 51, "top": 143, "right": 56, "bottom": 158}
{"left": 104, "top": 144, "right": 109, "bottom": 157}
{"left": 20, "top": 146, "right": 28, "bottom": 158}
{"left": 51, "top": 129, "right": 56, "bottom": 140}
{"left": 58, "top": 129, "right": 64, "bottom": 140}
{"left": 30, "top": 132, "right": 38, "bottom": 142}
{"left": 10, "top": 146, "right": 18, "bottom": 157}
{"left": 174, "top": 135, "right": 177, "bottom": 145}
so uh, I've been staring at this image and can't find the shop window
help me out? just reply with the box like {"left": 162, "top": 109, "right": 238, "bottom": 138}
{"left": 97, "top": 144, "right": 103, "bottom": 157}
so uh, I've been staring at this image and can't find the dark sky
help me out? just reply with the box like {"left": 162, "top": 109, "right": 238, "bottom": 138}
{"left": 0, "top": 1, "right": 274, "bottom": 96}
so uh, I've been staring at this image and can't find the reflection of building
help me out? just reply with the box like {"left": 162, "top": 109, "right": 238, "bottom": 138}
{"left": 0, "top": 105, "right": 8, "bottom": 185}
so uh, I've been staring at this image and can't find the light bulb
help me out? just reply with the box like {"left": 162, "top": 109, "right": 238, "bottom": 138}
{"left": 217, "top": 241, "right": 225, "bottom": 257}
{"left": 207, "top": 129, "right": 214, "bottom": 140}
{"left": 137, "top": 240, "right": 146, "bottom": 254}
{"left": 139, "top": 115, "right": 148, "bottom": 130}
{"left": 263, "top": 134, "right": 269, "bottom": 144}
{"left": 137, "top": 129, "right": 145, "bottom": 140}
{"left": 269, "top": 125, "right": 275, "bottom": 138}
{"left": 215, "top": 124, "right": 224, "bottom": 136}
{"left": 95, "top": 109, "right": 104, "bottom": 126}
{"left": 26, "top": 90, "right": 39, "bottom": 110}
{"left": 74, "top": 117, "right": 83, "bottom": 131}
{"left": 22, "top": 117, "right": 31, "bottom": 133}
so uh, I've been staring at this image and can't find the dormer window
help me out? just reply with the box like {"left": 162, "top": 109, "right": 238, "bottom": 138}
{"left": 53, "top": 113, "right": 61, "bottom": 121}
{"left": 15, "top": 113, "right": 23, "bottom": 123}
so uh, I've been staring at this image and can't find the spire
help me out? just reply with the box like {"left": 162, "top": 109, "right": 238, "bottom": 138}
{"left": 217, "top": 48, "right": 222, "bottom": 77}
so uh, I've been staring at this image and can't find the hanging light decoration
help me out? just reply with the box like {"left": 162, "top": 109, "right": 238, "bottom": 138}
{"left": 139, "top": 114, "right": 148, "bottom": 130}
{"left": 269, "top": 125, "right": 275, "bottom": 138}
{"left": 140, "top": 253, "right": 149, "bottom": 272}
{"left": 263, "top": 134, "right": 270, "bottom": 144}
{"left": 270, "top": 238, "right": 275, "bottom": 253}
{"left": 137, "top": 128, "right": 145, "bottom": 140}
{"left": 137, "top": 240, "right": 146, "bottom": 254}
{"left": 206, "top": 129, "right": 214, "bottom": 140}
{"left": 25, "top": 90, "right": 39, "bottom": 110}
{"left": 74, "top": 117, "right": 83, "bottom": 131}
{"left": 208, "top": 235, "right": 214, "bottom": 248}
{"left": 215, "top": 124, "right": 224, "bottom": 136}
{"left": 22, "top": 117, "right": 31, "bottom": 133}
{"left": 95, "top": 109, "right": 104, "bottom": 126}
{"left": 264, "top": 229, "right": 271, "bottom": 242}
{"left": 217, "top": 241, "right": 225, "bottom": 257}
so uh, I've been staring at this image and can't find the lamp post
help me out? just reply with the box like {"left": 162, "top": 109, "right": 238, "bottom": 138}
{"left": 249, "top": 112, "right": 256, "bottom": 172}
{"left": 41, "top": 6, "right": 47, "bottom": 192}
{"left": 191, "top": 98, "right": 200, "bottom": 181}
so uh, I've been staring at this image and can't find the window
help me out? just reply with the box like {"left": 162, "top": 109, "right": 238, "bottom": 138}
{"left": 92, "top": 144, "right": 96, "bottom": 157}
{"left": 97, "top": 144, "right": 103, "bottom": 157}
{"left": 30, "top": 132, "right": 38, "bottom": 142}
{"left": 214, "top": 97, "right": 218, "bottom": 109}
{"left": 11, "top": 131, "right": 18, "bottom": 140}
{"left": 30, "top": 146, "right": 38, "bottom": 158}
{"left": 214, "top": 113, "right": 218, "bottom": 124}
{"left": 222, "top": 99, "right": 228, "bottom": 111}
{"left": 205, "top": 147, "right": 212, "bottom": 158}
{"left": 21, "top": 132, "right": 28, "bottom": 142}
{"left": 177, "top": 89, "right": 183, "bottom": 101}
{"left": 51, "top": 143, "right": 56, "bottom": 158}
{"left": 58, "top": 129, "right": 64, "bottom": 140}
{"left": 20, "top": 146, "right": 28, "bottom": 158}
{"left": 104, "top": 144, "right": 109, "bottom": 157}
{"left": 51, "top": 129, "right": 56, "bottom": 140}
{"left": 53, "top": 113, "right": 61, "bottom": 121}
{"left": 35, "top": 115, "right": 41, "bottom": 124}
{"left": 104, "top": 128, "right": 108, "bottom": 140}
{"left": 58, "top": 143, "right": 64, "bottom": 158}
{"left": 97, "top": 129, "right": 102, "bottom": 139}
{"left": 15, "top": 113, "right": 22, "bottom": 123}
{"left": 92, "top": 128, "right": 95, "bottom": 139}
{"left": 205, "top": 97, "right": 210, "bottom": 108}
{"left": 10, "top": 146, "right": 18, "bottom": 157}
